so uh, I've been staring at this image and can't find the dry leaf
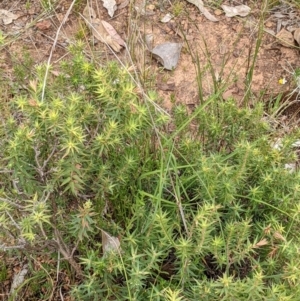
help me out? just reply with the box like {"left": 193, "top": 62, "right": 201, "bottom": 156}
{"left": 102, "top": 21, "right": 126, "bottom": 47}
{"left": 102, "top": 0, "right": 117, "bottom": 18}
{"left": 273, "top": 231, "right": 286, "bottom": 242}
{"left": 268, "top": 246, "right": 278, "bottom": 258}
{"left": 10, "top": 265, "right": 28, "bottom": 295}
{"left": 276, "top": 28, "right": 294, "bottom": 48}
{"left": 50, "top": 70, "right": 70, "bottom": 78}
{"left": 29, "top": 80, "right": 38, "bottom": 92}
{"left": 294, "top": 28, "right": 300, "bottom": 45}
{"left": 185, "top": 0, "right": 218, "bottom": 22}
{"left": 28, "top": 99, "right": 39, "bottom": 107}
{"left": 118, "top": 0, "right": 129, "bottom": 10}
{"left": 134, "top": 3, "right": 155, "bottom": 16}
{"left": 221, "top": 5, "right": 251, "bottom": 17}
{"left": 253, "top": 238, "right": 268, "bottom": 248}
{"left": 292, "top": 140, "right": 300, "bottom": 148}
{"left": 83, "top": 5, "right": 124, "bottom": 52}
{"left": 50, "top": 70, "right": 61, "bottom": 77}
{"left": 264, "top": 224, "right": 272, "bottom": 235}
{"left": 273, "top": 12, "right": 285, "bottom": 19}
{"left": 284, "top": 163, "right": 296, "bottom": 173}
{"left": 161, "top": 13, "right": 174, "bottom": 23}
{"left": 0, "top": 9, "right": 18, "bottom": 25}
{"left": 265, "top": 28, "right": 276, "bottom": 36}
{"left": 102, "top": 230, "right": 121, "bottom": 254}
{"left": 151, "top": 43, "right": 182, "bottom": 70}
{"left": 36, "top": 20, "right": 52, "bottom": 31}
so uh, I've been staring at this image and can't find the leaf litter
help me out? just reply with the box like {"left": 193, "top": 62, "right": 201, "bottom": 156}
{"left": 118, "top": 0, "right": 129, "bottom": 10}
{"left": 185, "top": 0, "right": 218, "bottom": 22}
{"left": 0, "top": 9, "right": 18, "bottom": 25}
{"left": 102, "top": 230, "right": 121, "bottom": 255}
{"left": 102, "top": 0, "right": 117, "bottom": 18}
{"left": 82, "top": 4, "right": 125, "bottom": 52}
{"left": 221, "top": 4, "right": 251, "bottom": 18}
{"left": 161, "top": 13, "right": 174, "bottom": 23}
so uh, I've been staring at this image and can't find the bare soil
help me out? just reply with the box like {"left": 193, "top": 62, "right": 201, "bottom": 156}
{"left": 1, "top": 0, "right": 300, "bottom": 109}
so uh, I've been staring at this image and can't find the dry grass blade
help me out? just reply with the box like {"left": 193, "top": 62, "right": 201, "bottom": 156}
{"left": 41, "top": 0, "right": 77, "bottom": 101}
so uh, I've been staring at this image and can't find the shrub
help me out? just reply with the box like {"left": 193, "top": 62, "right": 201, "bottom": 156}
{"left": 1, "top": 44, "right": 300, "bottom": 300}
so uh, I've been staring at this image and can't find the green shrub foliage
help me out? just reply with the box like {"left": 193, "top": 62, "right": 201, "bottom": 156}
{"left": 1, "top": 45, "right": 300, "bottom": 300}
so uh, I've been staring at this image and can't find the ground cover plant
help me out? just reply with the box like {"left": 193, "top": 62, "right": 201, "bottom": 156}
{"left": 1, "top": 0, "right": 300, "bottom": 300}
{"left": 1, "top": 40, "right": 300, "bottom": 300}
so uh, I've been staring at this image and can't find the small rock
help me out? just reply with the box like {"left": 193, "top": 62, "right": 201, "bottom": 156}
{"left": 214, "top": 9, "right": 223, "bottom": 16}
{"left": 166, "top": 27, "right": 174, "bottom": 34}
{"left": 276, "top": 28, "right": 294, "bottom": 48}
{"left": 56, "top": 13, "right": 65, "bottom": 23}
{"left": 145, "top": 33, "right": 153, "bottom": 50}
{"left": 294, "top": 28, "right": 300, "bottom": 45}
{"left": 151, "top": 42, "right": 182, "bottom": 70}
{"left": 146, "top": 4, "right": 155, "bottom": 11}
{"left": 161, "top": 13, "right": 173, "bottom": 23}
{"left": 265, "top": 21, "right": 273, "bottom": 28}
{"left": 36, "top": 20, "right": 52, "bottom": 31}
{"left": 222, "top": 89, "right": 237, "bottom": 100}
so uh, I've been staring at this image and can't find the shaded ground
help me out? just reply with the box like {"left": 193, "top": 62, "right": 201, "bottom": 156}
{"left": 1, "top": 0, "right": 300, "bottom": 299}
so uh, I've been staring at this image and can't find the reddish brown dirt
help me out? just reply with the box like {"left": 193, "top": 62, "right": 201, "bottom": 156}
{"left": 130, "top": 0, "right": 300, "bottom": 109}
{"left": 1, "top": 1, "right": 300, "bottom": 110}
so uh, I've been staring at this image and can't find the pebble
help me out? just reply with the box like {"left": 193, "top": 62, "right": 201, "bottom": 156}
{"left": 276, "top": 29, "right": 295, "bottom": 48}
{"left": 265, "top": 21, "right": 273, "bottom": 28}
{"left": 214, "top": 9, "right": 223, "bottom": 16}
{"left": 222, "top": 88, "right": 238, "bottom": 100}
{"left": 294, "top": 28, "right": 300, "bottom": 45}
{"left": 146, "top": 4, "right": 155, "bottom": 11}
